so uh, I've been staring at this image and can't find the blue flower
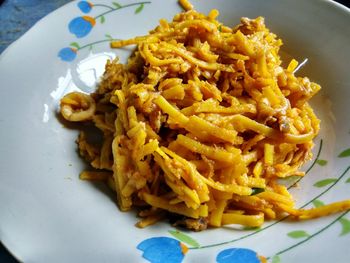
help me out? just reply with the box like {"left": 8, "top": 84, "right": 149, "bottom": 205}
{"left": 78, "top": 1, "right": 93, "bottom": 13}
{"left": 216, "top": 248, "right": 260, "bottom": 263}
{"left": 58, "top": 47, "right": 77, "bottom": 62}
{"left": 68, "top": 16, "right": 96, "bottom": 38}
{"left": 137, "top": 237, "right": 187, "bottom": 263}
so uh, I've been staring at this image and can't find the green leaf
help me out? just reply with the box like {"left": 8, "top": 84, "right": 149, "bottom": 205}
{"left": 243, "top": 226, "right": 261, "bottom": 231}
{"left": 112, "top": 2, "right": 122, "bottom": 8}
{"left": 168, "top": 230, "right": 200, "bottom": 248}
{"left": 312, "top": 199, "right": 325, "bottom": 208}
{"left": 338, "top": 148, "right": 350, "bottom": 158}
{"left": 218, "top": 25, "right": 222, "bottom": 32}
{"left": 70, "top": 42, "right": 80, "bottom": 49}
{"left": 316, "top": 159, "right": 328, "bottom": 166}
{"left": 105, "top": 34, "right": 113, "bottom": 40}
{"left": 251, "top": 188, "right": 265, "bottom": 195}
{"left": 313, "top": 178, "right": 337, "bottom": 187}
{"left": 135, "top": 3, "right": 144, "bottom": 14}
{"left": 271, "top": 255, "right": 281, "bottom": 263}
{"left": 287, "top": 230, "right": 310, "bottom": 238}
{"left": 346, "top": 177, "right": 350, "bottom": 183}
{"left": 100, "top": 15, "right": 105, "bottom": 24}
{"left": 339, "top": 218, "right": 350, "bottom": 236}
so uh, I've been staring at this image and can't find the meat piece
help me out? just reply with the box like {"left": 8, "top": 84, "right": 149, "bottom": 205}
{"left": 172, "top": 217, "right": 208, "bottom": 231}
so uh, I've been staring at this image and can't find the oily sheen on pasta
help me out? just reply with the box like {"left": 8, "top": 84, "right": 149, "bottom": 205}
{"left": 60, "top": 5, "right": 350, "bottom": 230}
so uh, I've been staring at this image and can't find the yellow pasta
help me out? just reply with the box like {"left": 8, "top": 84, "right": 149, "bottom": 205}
{"left": 59, "top": 0, "right": 349, "bottom": 231}
{"left": 222, "top": 212, "right": 264, "bottom": 227}
{"left": 79, "top": 171, "right": 112, "bottom": 181}
{"left": 179, "top": 0, "right": 193, "bottom": 11}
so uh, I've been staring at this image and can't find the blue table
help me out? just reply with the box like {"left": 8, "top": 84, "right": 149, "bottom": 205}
{"left": 0, "top": 0, "right": 72, "bottom": 54}
{"left": 0, "top": 0, "right": 349, "bottom": 261}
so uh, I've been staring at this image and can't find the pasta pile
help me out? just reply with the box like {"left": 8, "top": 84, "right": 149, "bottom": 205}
{"left": 60, "top": 4, "right": 350, "bottom": 230}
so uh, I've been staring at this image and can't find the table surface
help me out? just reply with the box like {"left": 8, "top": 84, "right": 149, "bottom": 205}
{"left": 0, "top": 0, "right": 349, "bottom": 261}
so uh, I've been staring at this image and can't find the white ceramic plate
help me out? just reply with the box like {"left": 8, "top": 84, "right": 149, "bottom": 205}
{"left": 1, "top": 0, "right": 350, "bottom": 262}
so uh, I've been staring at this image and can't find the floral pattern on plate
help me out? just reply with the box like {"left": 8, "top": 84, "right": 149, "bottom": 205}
{"left": 58, "top": 1, "right": 151, "bottom": 61}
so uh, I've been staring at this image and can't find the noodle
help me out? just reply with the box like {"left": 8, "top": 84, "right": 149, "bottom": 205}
{"left": 60, "top": 1, "right": 349, "bottom": 230}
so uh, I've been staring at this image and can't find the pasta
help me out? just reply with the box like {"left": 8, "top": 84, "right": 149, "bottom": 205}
{"left": 60, "top": 2, "right": 350, "bottom": 231}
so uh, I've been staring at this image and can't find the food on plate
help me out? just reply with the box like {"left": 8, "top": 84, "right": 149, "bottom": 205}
{"left": 60, "top": 1, "right": 350, "bottom": 230}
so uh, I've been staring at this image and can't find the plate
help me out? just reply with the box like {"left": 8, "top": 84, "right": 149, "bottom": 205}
{"left": 0, "top": 0, "right": 349, "bottom": 262}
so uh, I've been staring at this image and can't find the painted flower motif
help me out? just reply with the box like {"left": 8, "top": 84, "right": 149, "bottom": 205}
{"left": 78, "top": 1, "right": 93, "bottom": 13}
{"left": 58, "top": 47, "right": 77, "bottom": 62}
{"left": 137, "top": 237, "right": 187, "bottom": 263}
{"left": 68, "top": 16, "right": 96, "bottom": 38}
{"left": 216, "top": 248, "right": 260, "bottom": 263}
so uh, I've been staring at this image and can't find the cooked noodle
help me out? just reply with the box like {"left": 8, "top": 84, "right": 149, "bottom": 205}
{"left": 60, "top": 2, "right": 350, "bottom": 230}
